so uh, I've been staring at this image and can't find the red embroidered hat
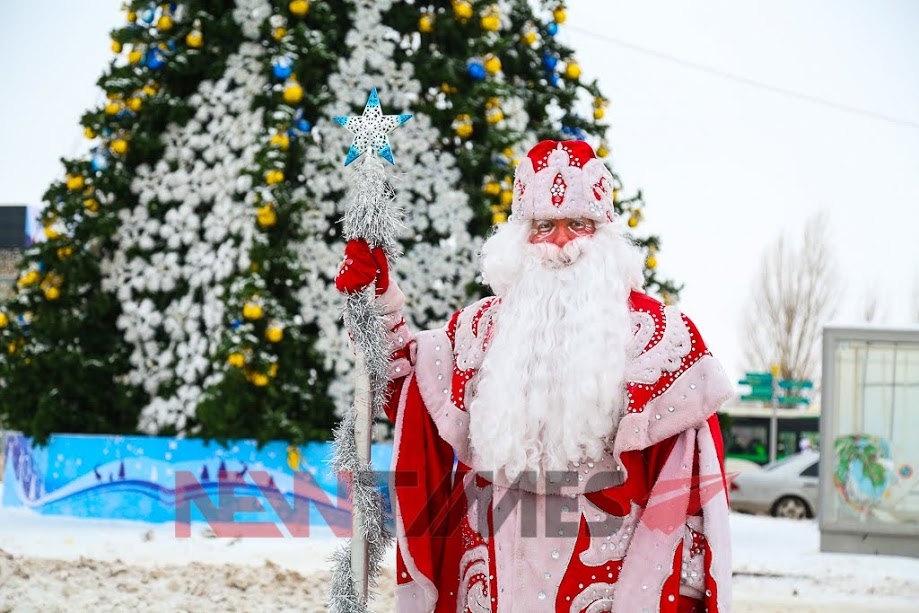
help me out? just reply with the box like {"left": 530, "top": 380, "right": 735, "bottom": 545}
{"left": 512, "top": 140, "right": 615, "bottom": 223}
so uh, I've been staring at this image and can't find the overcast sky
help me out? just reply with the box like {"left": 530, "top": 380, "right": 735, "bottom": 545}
{"left": 2, "top": 1, "right": 918, "bottom": 382}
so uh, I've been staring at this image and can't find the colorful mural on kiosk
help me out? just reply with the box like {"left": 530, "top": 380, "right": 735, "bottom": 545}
{"left": 2, "top": 433, "right": 393, "bottom": 534}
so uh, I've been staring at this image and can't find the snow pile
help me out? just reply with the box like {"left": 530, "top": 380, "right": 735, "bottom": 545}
{"left": 1, "top": 501, "right": 918, "bottom": 612}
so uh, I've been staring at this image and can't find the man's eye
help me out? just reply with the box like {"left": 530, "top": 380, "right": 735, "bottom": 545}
{"left": 535, "top": 222, "right": 553, "bottom": 232}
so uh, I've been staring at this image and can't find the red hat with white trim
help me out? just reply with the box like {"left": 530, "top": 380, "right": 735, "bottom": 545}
{"left": 512, "top": 140, "right": 615, "bottom": 223}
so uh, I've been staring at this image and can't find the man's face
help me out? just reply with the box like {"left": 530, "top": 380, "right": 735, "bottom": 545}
{"left": 528, "top": 217, "right": 596, "bottom": 248}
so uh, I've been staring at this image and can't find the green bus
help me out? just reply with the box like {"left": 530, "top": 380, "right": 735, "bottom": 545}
{"left": 718, "top": 403, "right": 820, "bottom": 465}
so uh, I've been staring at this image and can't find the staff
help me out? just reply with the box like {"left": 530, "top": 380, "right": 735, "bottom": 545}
{"left": 328, "top": 88, "right": 410, "bottom": 612}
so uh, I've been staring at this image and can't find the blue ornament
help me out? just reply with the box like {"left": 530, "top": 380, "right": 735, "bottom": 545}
{"left": 295, "top": 118, "right": 312, "bottom": 133}
{"left": 561, "top": 125, "right": 587, "bottom": 140}
{"left": 542, "top": 53, "right": 558, "bottom": 71}
{"left": 91, "top": 151, "right": 109, "bottom": 172}
{"left": 547, "top": 22, "right": 559, "bottom": 36}
{"left": 272, "top": 56, "right": 293, "bottom": 80}
{"left": 466, "top": 60, "right": 486, "bottom": 81}
{"left": 230, "top": 319, "right": 242, "bottom": 330}
{"left": 140, "top": 8, "right": 155, "bottom": 24}
{"left": 549, "top": 73, "right": 560, "bottom": 87}
{"left": 146, "top": 48, "right": 166, "bottom": 70}
{"left": 36, "top": 261, "right": 45, "bottom": 273}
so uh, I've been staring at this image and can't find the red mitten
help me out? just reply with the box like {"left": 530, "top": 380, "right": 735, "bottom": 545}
{"left": 335, "top": 239, "right": 390, "bottom": 295}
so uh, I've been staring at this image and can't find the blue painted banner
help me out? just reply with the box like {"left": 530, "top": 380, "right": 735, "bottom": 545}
{"left": 2, "top": 433, "right": 393, "bottom": 533}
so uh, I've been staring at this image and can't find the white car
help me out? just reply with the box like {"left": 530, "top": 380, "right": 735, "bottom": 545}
{"left": 729, "top": 452, "right": 820, "bottom": 519}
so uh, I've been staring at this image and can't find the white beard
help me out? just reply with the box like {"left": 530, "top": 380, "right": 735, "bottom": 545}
{"left": 469, "top": 220, "right": 645, "bottom": 482}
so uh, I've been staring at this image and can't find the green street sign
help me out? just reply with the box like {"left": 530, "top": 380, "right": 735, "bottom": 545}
{"left": 778, "top": 379, "right": 814, "bottom": 390}
{"left": 739, "top": 372, "right": 774, "bottom": 402}
{"left": 778, "top": 395, "right": 810, "bottom": 405}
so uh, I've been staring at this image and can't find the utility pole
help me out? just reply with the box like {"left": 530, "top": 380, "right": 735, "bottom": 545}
{"left": 769, "top": 363, "right": 780, "bottom": 464}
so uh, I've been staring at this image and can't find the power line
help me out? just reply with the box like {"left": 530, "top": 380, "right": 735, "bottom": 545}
{"left": 568, "top": 25, "right": 919, "bottom": 131}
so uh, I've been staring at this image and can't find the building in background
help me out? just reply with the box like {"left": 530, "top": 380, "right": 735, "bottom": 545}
{"left": 0, "top": 205, "right": 31, "bottom": 302}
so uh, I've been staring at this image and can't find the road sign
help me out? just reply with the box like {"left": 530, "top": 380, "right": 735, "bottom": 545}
{"left": 778, "top": 379, "right": 814, "bottom": 390}
{"left": 739, "top": 371, "right": 773, "bottom": 402}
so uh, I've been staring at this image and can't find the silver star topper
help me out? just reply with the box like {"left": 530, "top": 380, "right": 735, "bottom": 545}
{"left": 334, "top": 88, "right": 412, "bottom": 166}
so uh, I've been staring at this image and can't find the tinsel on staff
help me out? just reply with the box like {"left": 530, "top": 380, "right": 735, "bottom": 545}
{"left": 328, "top": 88, "right": 411, "bottom": 612}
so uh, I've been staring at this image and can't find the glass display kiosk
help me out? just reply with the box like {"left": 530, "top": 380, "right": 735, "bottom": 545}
{"left": 820, "top": 326, "right": 919, "bottom": 558}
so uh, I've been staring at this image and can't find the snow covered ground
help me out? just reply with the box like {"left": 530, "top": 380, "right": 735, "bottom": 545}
{"left": 1, "top": 493, "right": 918, "bottom": 612}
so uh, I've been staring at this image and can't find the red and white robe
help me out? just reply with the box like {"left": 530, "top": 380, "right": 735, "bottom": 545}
{"left": 379, "top": 286, "right": 734, "bottom": 613}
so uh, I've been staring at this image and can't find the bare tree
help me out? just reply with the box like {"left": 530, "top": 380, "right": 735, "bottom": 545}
{"left": 742, "top": 211, "right": 841, "bottom": 382}
{"left": 912, "top": 276, "right": 919, "bottom": 324}
{"left": 860, "top": 284, "right": 884, "bottom": 323}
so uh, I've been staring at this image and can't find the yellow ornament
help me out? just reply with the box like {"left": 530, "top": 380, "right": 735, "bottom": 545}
{"left": 484, "top": 55, "right": 502, "bottom": 75}
{"left": 110, "top": 139, "right": 129, "bottom": 155}
{"left": 564, "top": 62, "right": 581, "bottom": 80}
{"left": 440, "top": 82, "right": 457, "bottom": 94}
{"left": 256, "top": 204, "right": 277, "bottom": 228}
{"left": 272, "top": 27, "right": 287, "bottom": 41}
{"left": 243, "top": 302, "right": 264, "bottom": 320}
{"left": 104, "top": 102, "right": 121, "bottom": 115}
{"left": 646, "top": 255, "right": 658, "bottom": 270}
{"left": 553, "top": 7, "right": 568, "bottom": 24}
{"left": 265, "top": 169, "right": 284, "bottom": 185}
{"left": 289, "top": 0, "right": 310, "bottom": 17}
{"left": 483, "top": 181, "right": 501, "bottom": 196}
{"left": 84, "top": 126, "right": 96, "bottom": 139}
{"left": 612, "top": 188, "right": 621, "bottom": 203}
{"left": 143, "top": 83, "right": 159, "bottom": 96}
{"left": 127, "top": 11, "right": 137, "bottom": 23}
{"left": 66, "top": 175, "right": 84, "bottom": 191}
{"left": 128, "top": 50, "right": 143, "bottom": 64}
{"left": 269, "top": 132, "right": 290, "bottom": 151}
{"left": 57, "top": 246, "right": 74, "bottom": 259}
{"left": 265, "top": 326, "right": 284, "bottom": 343}
{"left": 453, "top": 0, "right": 473, "bottom": 22}
{"left": 419, "top": 14, "right": 434, "bottom": 33}
{"left": 492, "top": 211, "right": 508, "bottom": 224}
{"left": 112, "top": 40, "right": 123, "bottom": 53}
{"left": 157, "top": 15, "right": 173, "bottom": 31}
{"left": 485, "top": 108, "right": 504, "bottom": 124}
{"left": 84, "top": 198, "right": 100, "bottom": 213}
{"left": 593, "top": 107, "right": 605, "bottom": 120}
{"left": 522, "top": 30, "right": 537, "bottom": 46}
{"left": 283, "top": 81, "right": 304, "bottom": 104}
{"left": 18, "top": 270, "right": 39, "bottom": 287}
{"left": 127, "top": 97, "right": 142, "bottom": 112}
{"left": 186, "top": 30, "right": 204, "bottom": 48}
{"left": 597, "top": 145, "right": 609, "bottom": 158}
{"left": 628, "top": 215, "right": 639, "bottom": 228}
{"left": 500, "top": 190, "right": 514, "bottom": 207}
{"left": 43, "top": 286, "right": 61, "bottom": 301}
{"left": 44, "top": 224, "right": 61, "bottom": 240}
{"left": 0, "top": 312, "right": 7, "bottom": 328}
{"left": 269, "top": 363, "right": 279, "bottom": 378}
{"left": 481, "top": 15, "right": 500, "bottom": 32}
{"left": 455, "top": 123, "right": 473, "bottom": 139}
{"left": 251, "top": 372, "right": 270, "bottom": 387}
{"left": 227, "top": 352, "right": 245, "bottom": 368}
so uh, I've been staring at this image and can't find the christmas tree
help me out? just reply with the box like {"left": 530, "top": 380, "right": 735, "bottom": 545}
{"left": 0, "top": 0, "right": 680, "bottom": 446}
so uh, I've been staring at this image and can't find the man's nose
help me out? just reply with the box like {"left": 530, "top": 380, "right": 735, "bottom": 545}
{"left": 547, "top": 225, "right": 577, "bottom": 247}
